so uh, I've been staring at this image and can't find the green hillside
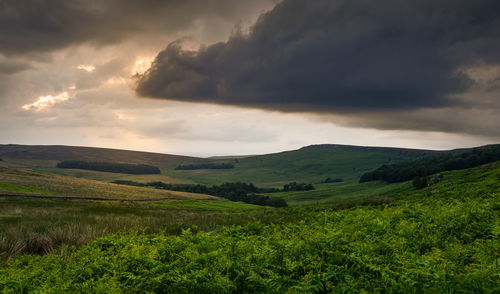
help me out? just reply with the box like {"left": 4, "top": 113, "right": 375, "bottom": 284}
{"left": 1, "top": 161, "right": 498, "bottom": 292}
{"left": 0, "top": 144, "right": 209, "bottom": 185}
{"left": 0, "top": 144, "right": 484, "bottom": 209}
{"left": 166, "top": 145, "right": 442, "bottom": 186}
{"left": 1, "top": 144, "right": 443, "bottom": 187}
{"left": 0, "top": 166, "right": 216, "bottom": 201}
{"left": 265, "top": 180, "right": 411, "bottom": 206}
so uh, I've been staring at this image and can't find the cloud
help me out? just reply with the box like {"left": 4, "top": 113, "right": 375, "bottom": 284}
{"left": 0, "top": 0, "right": 275, "bottom": 58}
{"left": 317, "top": 107, "right": 500, "bottom": 138}
{"left": 136, "top": 0, "right": 500, "bottom": 113}
{"left": 1, "top": 0, "right": 498, "bottom": 153}
{"left": 73, "top": 56, "right": 131, "bottom": 90}
{"left": 0, "top": 59, "right": 33, "bottom": 75}
{"left": 76, "top": 64, "right": 95, "bottom": 72}
{"left": 22, "top": 92, "right": 71, "bottom": 111}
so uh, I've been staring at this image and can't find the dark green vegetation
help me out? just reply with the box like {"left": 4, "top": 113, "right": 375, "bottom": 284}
{"left": 0, "top": 143, "right": 457, "bottom": 209}
{"left": 112, "top": 180, "right": 288, "bottom": 208}
{"left": 57, "top": 160, "right": 161, "bottom": 174}
{"left": 360, "top": 144, "right": 500, "bottom": 183}
{"left": 264, "top": 180, "right": 411, "bottom": 206}
{"left": 175, "top": 163, "right": 234, "bottom": 170}
{"left": 412, "top": 175, "right": 429, "bottom": 189}
{"left": 166, "top": 145, "right": 442, "bottom": 186}
{"left": 323, "top": 177, "right": 343, "bottom": 183}
{"left": 0, "top": 143, "right": 478, "bottom": 207}
{"left": 0, "top": 144, "right": 443, "bottom": 186}
{"left": 283, "top": 182, "right": 314, "bottom": 191}
{"left": 1, "top": 161, "right": 499, "bottom": 292}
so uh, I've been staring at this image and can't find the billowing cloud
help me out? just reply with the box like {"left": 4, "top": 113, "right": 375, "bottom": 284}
{"left": 315, "top": 107, "right": 500, "bottom": 138}
{"left": 136, "top": 0, "right": 500, "bottom": 113}
{"left": 0, "top": 0, "right": 498, "bottom": 155}
{"left": 0, "top": 0, "right": 275, "bottom": 58}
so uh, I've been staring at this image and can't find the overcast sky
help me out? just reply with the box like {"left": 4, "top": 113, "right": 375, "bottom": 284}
{"left": 1, "top": 0, "right": 499, "bottom": 156}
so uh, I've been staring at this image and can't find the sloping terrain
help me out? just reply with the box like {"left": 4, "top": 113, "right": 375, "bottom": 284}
{"left": 0, "top": 144, "right": 209, "bottom": 184}
{"left": 0, "top": 197, "right": 262, "bottom": 258}
{"left": 264, "top": 180, "right": 411, "bottom": 206}
{"left": 0, "top": 144, "right": 205, "bottom": 169}
{"left": 0, "top": 166, "right": 216, "bottom": 201}
{"left": 166, "top": 144, "right": 443, "bottom": 186}
{"left": 1, "top": 144, "right": 444, "bottom": 187}
{"left": 1, "top": 161, "right": 498, "bottom": 292}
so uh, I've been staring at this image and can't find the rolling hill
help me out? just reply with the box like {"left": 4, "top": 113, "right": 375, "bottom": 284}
{"left": 0, "top": 165, "right": 216, "bottom": 201}
{"left": 1, "top": 159, "right": 498, "bottom": 292}
{"left": 0, "top": 144, "right": 205, "bottom": 169}
{"left": 1, "top": 144, "right": 445, "bottom": 187}
{"left": 2, "top": 143, "right": 486, "bottom": 206}
{"left": 166, "top": 144, "right": 444, "bottom": 186}
{"left": 0, "top": 142, "right": 498, "bottom": 292}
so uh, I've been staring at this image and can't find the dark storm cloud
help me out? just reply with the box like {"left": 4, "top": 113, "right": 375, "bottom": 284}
{"left": 136, "top": 0, "right": 500, "bottom": 111}
{"left": 324, "top": 108, "right": 500, "bottom": 137}
{"left": 0, "top": 0, "right": 273, "bottom": 56}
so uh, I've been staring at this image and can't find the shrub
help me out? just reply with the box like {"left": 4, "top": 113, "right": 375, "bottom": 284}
{"left": 323, "top": 177, "right": 343, "bottom": 183}
{"left": 412, "top": 176, "right": 428, "bottom": 189}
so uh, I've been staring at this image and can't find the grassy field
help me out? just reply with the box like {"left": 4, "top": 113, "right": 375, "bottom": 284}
{"left": 1, "top": 144, "right": 442, "bottom": 187}
{"left": 149, "top": 199, "right": 261, "bottom": 211}
{"left": 0, "top": 182, "right": 54, "bottom": 195}
{"left": 0, "top": 161, "right": 498, "bottom": 292}
{"left": 0, "top": 166, "right": 216, "bottom": 200}
{"left": 265, "top": 180, "right": 411, "bottom": 205}
{"left": 0, "top": 197, "right": 277, "bottom": 258}
{"left": 164, "top": 145, "right": 441, "bottom": 186}
{"left": 31, "top": 167, "right": 193, "bottom": 184}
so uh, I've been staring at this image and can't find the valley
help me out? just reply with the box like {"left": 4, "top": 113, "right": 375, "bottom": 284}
{"left": 0, "top": 144, "right": 498, "bottom": 292}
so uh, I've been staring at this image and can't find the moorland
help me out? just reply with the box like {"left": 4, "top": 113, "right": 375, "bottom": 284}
{"left": 0, "top": 143, "right": 498, "bottom": 292}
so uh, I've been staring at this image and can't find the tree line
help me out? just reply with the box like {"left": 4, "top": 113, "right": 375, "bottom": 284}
{"left": 322, "top": 177, "right": 343, "bottom": 183}
{"left": 283, "top": 182, "right": 314, "bottom": 191}
{"left": 359, "top": 145, "right": 500, "bottom": 183}
{"left": 57, "top": 160, "right": 161, "bottom": 175}
{"left": 111, "top": 180, "right": 296, "bottom": 207}
{"left": 175, "top": 163, "right": 234, "bottom": 170}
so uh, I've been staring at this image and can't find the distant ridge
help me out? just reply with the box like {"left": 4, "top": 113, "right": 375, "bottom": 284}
{"left": 302, "top": 144, "right": 438, "bottom": 152}
{"left": 0, "top": 144, "right": 206, "bottom": 169}
{"left": 302, "top": 143, "right": 497, "bottom": 152}
{"left": 207, "top": 155, "right": 255, "bottom": 160}
{"left": 0, "top": 143, "right": 494, "bottom": 186}
{"left": 1, "top": 143, "right": 487, "bottom": 164}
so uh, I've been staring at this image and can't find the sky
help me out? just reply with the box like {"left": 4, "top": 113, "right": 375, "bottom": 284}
{"left": 1, "top": 0, "right": 499, "bottom": 157}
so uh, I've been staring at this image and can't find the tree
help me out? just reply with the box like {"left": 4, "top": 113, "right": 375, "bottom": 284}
{"left": 412, "top": 176, "right": 428, "bottom": 189}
